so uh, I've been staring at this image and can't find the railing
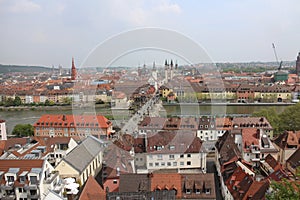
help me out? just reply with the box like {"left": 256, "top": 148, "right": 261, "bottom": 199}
{"left": 1, "top": 194, "right": 16, "bottom": 200}
{"left": 251, "top": 148, "right": 260, "bottom": 154}
{"left": 251, "top": 158, "right": 260, "bottom": 162}
{"left": 44, "top": 171, "right": 59, "bottom": 184}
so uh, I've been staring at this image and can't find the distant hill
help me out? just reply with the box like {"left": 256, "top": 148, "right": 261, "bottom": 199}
{"left": 0, "top": 64, "right": 53, "bottom": 74}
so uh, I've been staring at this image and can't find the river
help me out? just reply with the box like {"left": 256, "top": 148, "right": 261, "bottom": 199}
{"left": 0, "top": 104, "right": 290, "bottom": 134}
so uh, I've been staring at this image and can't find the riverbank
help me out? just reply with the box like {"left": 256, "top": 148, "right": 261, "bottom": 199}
{"left": 0, "top": 103, "right": 111, "bottom": 111}
{"left": 163, "top": 102, "right": 295, "bottom": 106}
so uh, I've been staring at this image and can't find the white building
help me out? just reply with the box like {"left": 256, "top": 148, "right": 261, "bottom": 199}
{"left": 134, "top": 131, "right": 207, "bottom": 173}
{"left": 0, "top": 120, "right": 7, "bottom": 140}
{"left": 0, "top": 159, "right": 64, "bottom": 200}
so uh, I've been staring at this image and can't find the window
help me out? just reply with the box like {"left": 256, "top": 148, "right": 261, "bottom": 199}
{"left": 149, "top": 163, "right": 153, "bottom": 167}
{"left": 113, "top": 180, "right": 118, "bottom": 184}
{"left": 161, "top": 162, "right": 165, "bottom": 166}
{"left": 30, "top": 176, "right": 38, "bottom": 184}
{"left": 7, "top": 176, "right": 14, "bottom": 183}
{"left": 155, "top": 162, "right": 159, "bottom": 167}
{"left": 186, "top": 189, "right": 191, "bottom": 194}
{"left": 19, "top": 188, "right": 23, "bottom": 193}
{"left": 20, "top": 176, "right": 25, "bottom": 183}
{"left": 173, "top": 162, "right": 177, "bottom": 166}
{"left": 180, "top": 162, "right": 184, "bottom": 166}
{"left": 169, "top": 145, "right": 175, "bottom": 150}
{"left": 187, "top": 161, "right": 191, "bottom": 165}
{"left": 187, "top": 154, "right": 191, "bottom": 158}
{"left": 180, "top": 154, "right": 184, "bottom": 158}
{"left": 169, "top": 155, "right": 175, "bottom": 160}
{"left": 195, "top": 189, "right": 201, "bottom": 194}
{"left": 157, "top": 154, "right": 163, "bottom": 160}
{"left": 167, "top": 162, "right": 171, "bottom": 166}
{"left": 149, "top": 155, "right": 153, "bottom": 159}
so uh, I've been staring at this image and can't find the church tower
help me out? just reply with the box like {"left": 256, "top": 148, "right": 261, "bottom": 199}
{"left": 296, "top": 52, "right": 300, "bottom": 76}
{"left": 152, "top": 61, "right": 158, "bottom": 90}
{"left": 170, "top": 59, "right": 174, "bottom": 80}
{"left": 71, "top": 57, "right": 77, "bottom": 80}
{"left": 164, "top": 59, "right": 169, "bottom": 82}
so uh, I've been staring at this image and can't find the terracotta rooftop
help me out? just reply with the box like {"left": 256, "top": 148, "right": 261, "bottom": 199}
{"left": 151, "top": 173, "right": 182, "bottom": 198}
{"left": 79, "top": 175, "right": 106, "bottom": 200}
{"left": 34, "top": 114, "right": 112, "bottom": 129}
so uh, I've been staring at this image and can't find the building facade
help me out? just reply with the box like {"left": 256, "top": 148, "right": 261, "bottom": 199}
{"left": 34, "top": 114, "right": 113, "bottom": 139}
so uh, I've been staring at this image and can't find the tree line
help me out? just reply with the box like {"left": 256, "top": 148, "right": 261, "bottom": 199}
{"left": 253, "top": 103, "right": 300, "bottom": 135}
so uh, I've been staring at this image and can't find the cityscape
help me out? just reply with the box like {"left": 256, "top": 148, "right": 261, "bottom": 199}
{"left": 1, "top": 1, "right": 300, "bottom": 200}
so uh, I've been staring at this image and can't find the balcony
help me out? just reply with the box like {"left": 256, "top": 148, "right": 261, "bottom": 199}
{"left": 251, "top": 148, "right": 260, "bottom": 154}
{"left": 53, "top": 182, "right": 64, "bottom": 194}
{"left": 2, "top": 194, "right": 16, "bottom": 200}
{"left": 27, "top": 190, "right": 39, "bottom": 199}
{"left": 0, "top": 183, "right": 14, "bottom": 190}
{"left": 251, "top": 158, "right": 260, "bottom": 162}
{"left": 44, "top": 171, "right": 59, "bottom": 184}
{"left": 24, "top": 184, "right": 37, "bottom": 190}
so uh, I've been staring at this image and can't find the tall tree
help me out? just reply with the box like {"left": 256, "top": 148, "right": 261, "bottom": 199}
{"left": 12, "top": 124, "right": 34, "bottom": 137}
{"left": 267, "top": 167, "right": 300, "bottom": 200}
{"left": 13, "top": 96, "right": 22, "bottom": 106}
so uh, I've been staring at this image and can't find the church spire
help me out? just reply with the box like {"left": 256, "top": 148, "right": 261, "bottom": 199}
{"left": 71, "top": 57, "right": 77, "bottom": 80}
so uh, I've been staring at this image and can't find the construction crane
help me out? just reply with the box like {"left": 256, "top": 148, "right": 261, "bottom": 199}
{"left": 272, "top": 43, "right": 283, "bottom": 71}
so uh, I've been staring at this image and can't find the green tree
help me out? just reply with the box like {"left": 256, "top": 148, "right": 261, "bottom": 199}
{"left": 278, "top": 103, "right": 300, "bottom": 132}
{"left": 253, "top": 107, "right": 281, "bottom": 134}
{"left": 13, "top": 96, "right": 22, "bottom": 106}
{"left": 4, "top": 97, "right": 14, "bottom": 107}
{"left": 267, "top": 167, "right": 300, "bottom": 200}
{"left": 62, "top": 97, "right": 72, "bottom": 105}
{"left": 44, "top": 99, "right": 50, "bottom": 106}
{"left": 12, "top": 124, "right": 34, "bottom": 137}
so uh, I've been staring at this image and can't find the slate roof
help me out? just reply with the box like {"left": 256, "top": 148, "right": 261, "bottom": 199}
{"left": 62, "top": 136, "right": 105, "bottom": 173}
{"left": 119, "top": 174, "right": 150, "bottom": 192}
{"left": 146, "top": 131, "right": 204, "bottom": 154}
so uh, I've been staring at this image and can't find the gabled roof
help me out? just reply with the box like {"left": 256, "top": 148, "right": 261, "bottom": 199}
{"left": 216, "top": 131, "right": 241, "bottom": 165}
{"left": 79, "top": 175, "right": 106, "bottom": 200}
{"left": 287, "top": 147, "right": 300, "bottom": 170}
{"left": 62, "top": 136, "right": 104, "bottom": 173}
{"left": 273, "top": 131, "right": 300, "bottom": 149}
{"left": 0, "top": 159, "right": 44, "bottom": 185}
{"left": 34, "top": 114, "right": 112, "bottom": 129}
{"left": 146, "top": 131, "right": 203, "bottom": 154}
{"left": 242, "top": 180, "right": 269, "bottom": 200}
{"left": 103, "top": 144, "right": 134, "bottom": 179}
{"left": 151, "top": 173, "right": 182, "bottom": 198}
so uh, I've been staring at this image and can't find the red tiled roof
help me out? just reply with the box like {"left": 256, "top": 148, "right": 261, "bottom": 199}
{"left": 0, "top": 159, "right": 44, "bottom": 185}
{"left": 79, "top": 175, "right": 106, "bottom": 200}
{"left": 151, "top": 173, "right": 182, "bottom": 198}
{"left": 242, "top": 128, "right": 259, "bottom": 152}
{"left": 34, "top": 114, "right": 112, "bottom": 129}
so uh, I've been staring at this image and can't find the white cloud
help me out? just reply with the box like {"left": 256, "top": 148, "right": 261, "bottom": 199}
{"left": 155, "top": 1, "right": 182, "bottom": 14}
{"left": 10, "top": 0, "right": 41, "bottom": 13}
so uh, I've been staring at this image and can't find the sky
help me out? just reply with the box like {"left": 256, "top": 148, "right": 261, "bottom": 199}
{"left": 0, "top": 0, "right": 300, "bottom": 68}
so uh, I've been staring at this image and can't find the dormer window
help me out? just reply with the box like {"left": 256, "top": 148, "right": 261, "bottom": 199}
{"left": 7, "top": 176, "right": 14, "bottom": 183}
{"left": 186, "top": 189, "right": 191, "bottom": 194}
